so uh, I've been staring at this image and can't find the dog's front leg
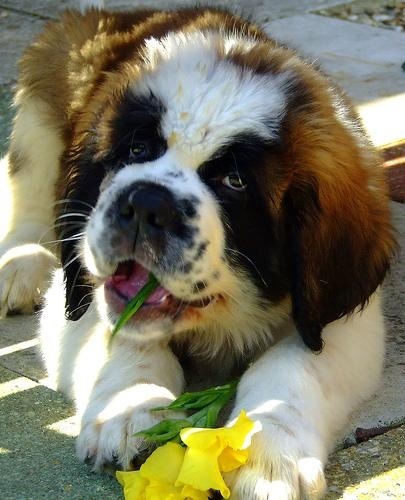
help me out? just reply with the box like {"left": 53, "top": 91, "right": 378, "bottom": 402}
{"left": 0, "top": 98, "right": 63, "bottom": 315}
{"left": 76, "top": 338, "right": 184, "bottom": 470}
{"left": 227, "top": 295, "right": 384, "bottom": 499}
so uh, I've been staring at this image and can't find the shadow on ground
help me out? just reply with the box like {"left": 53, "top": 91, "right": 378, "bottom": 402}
{"left": 0, "top": 366, "right": 121, "bottom": 499}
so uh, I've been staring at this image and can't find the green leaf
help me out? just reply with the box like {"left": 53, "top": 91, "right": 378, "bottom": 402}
{"left": 134, "top": 418, "right": 192, "bottom": 443}
{"left": 134, "top": 378, "right": 240, "bottom": 445}
{"left": 109, "top": 273, "right": 159, "bottom": 345}
{"left": 152, "top": 392, "right": 220, "bottom": 411}
{"left": 151, "top": 381, "right": 239, "bottom": 412}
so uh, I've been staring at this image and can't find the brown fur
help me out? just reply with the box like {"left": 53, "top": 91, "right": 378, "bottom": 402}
{"left": 226, "top": 40, "right": 396, "bottom": 349}
{"left": 15, "top": 5, "right": 396, "bottom": 348}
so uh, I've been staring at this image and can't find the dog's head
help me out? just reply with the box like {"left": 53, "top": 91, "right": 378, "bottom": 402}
{"left": 58, "top": 11, "right": 395, "bottom": 352}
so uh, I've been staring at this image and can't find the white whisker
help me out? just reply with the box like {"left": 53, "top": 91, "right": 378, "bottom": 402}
{"left": 62, "top": 253, "right": 81, "bottom": 271}
{"left": 67, "top": 300, "right": 92, "bottom": 318}
{"left": 56, "top": 212, "right": 90, "bottom": 220}
{"left": 40, "top": 233, "right": 85, "bottom": 246}
{"left": 54, "top": 198, "right": 94, "bottom": 210}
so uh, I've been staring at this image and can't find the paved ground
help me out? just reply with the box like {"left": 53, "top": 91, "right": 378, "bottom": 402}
{"left": 0, "top": 0, "right": 404, "bottom": 498}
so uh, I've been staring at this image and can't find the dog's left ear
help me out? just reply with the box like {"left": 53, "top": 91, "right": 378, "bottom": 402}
{"left": 58, "top": 198, "right": 93, "bottom": 321}
{"left": 283, "top": 116, "right": 396, "bottom": 351}
{"left": 57, "top": 143, "right": 105, "bottom": 321}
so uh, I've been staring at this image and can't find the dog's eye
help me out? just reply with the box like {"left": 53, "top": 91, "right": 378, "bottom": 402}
{"left": 129, "top": 142, "right": 148, "bottom": 161}
{"left": 222, "top": 172, "right": 247, "bottom": 192}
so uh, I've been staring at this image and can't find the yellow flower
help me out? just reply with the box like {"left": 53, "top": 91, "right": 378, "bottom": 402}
{"left": 116, "top": 442, "right": 207, "bottom": 500}
{"left": 116, "top": 411, "right": 261, "bottom": 500}
{"left": 176, "top": 411, "right": 260, "bottom": 498}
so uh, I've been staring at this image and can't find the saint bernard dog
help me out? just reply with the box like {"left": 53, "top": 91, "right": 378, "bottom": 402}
{"left": 0, "top": 0, "right": 396, "bottom": 498}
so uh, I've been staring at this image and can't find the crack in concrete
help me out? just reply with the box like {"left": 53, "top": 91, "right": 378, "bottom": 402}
{"left": 0, "top": 3, "right": 52, "bottom": 20}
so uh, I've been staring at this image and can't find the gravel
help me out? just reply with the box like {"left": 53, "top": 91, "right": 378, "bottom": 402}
{"left": 316, "top": 0, "right": 404, "bottom": 32}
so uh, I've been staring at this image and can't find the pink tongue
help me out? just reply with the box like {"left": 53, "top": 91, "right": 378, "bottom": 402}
{"left": 111, "top": 261, "right": 169, "bottom": 303}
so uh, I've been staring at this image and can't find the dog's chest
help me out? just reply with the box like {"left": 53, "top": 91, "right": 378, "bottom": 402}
{"left": 170, "top": 337, "right": 260, "bottom": 391}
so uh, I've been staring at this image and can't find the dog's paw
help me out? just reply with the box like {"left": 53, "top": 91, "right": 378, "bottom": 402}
{"left": 227, "top": 455, "right": 326, "bottom": 500}
{"left": 225, "top": 442, "right": 327, "bottom": 500}
{"left": 0, "top": 243, "right": 57, "bottom": 316}
{"left": 76, "top": 405, "right": 156, "bottom": 471}
{"left": 224, "top": 412, "right": 327, "bottom": 500}
{"left": 76, "top": 388, "right": 182, "bottom": 471}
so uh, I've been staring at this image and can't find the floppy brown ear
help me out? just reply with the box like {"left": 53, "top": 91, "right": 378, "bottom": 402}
{"left": 282, "top": 112, "right": 396, "bottom": 351}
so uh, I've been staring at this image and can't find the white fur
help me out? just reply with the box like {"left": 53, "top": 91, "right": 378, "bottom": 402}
{"left": 39, "top": 266, "right": 385, "bottom": 496}
{"left": 84, "top": 153, "right": 289, "bottom": 353}
{"left": 83, "top": 43, "right": 291, "bottom": 352}
{"left": 226, "top": 293, "right": 384, "bottom": 499}
{"left": 84, "top": 152, "right": 225, "bottom": 281}
{"left": 41, "top": 270, "right": 184, "bottom": 470}
{"left": 0, "top": 98, "right": 63, "bottom": 315}
{"left": 139, "top": 31, "right": 287, "bottom": 168}
{"left": 0, "top": 244, "right": 57, "bottom": 316}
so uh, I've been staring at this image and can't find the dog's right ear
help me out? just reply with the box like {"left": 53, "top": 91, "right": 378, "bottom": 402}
{"left": 282, "top": 120, "right": 396, "bottom": 352}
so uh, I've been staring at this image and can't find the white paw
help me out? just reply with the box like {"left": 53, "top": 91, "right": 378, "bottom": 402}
{"left": 227, "top": 456, "right": 326, "bottom": 500}
{"left": 0, "top": 243, "right": 57, "bottom": 316}
{"left": 76, "top": 386, "right": 181, "bottom": 470}
{"left": 225, "top": 415, "right": 327, "bottom": 500}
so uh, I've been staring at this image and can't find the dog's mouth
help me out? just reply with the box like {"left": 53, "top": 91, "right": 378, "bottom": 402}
{"left": 104, "top": 260, "right": 216, "bottom": 321}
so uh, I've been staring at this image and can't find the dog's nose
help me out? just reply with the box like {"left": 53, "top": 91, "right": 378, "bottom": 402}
{"left": 117, "top": 183, "right": 177, "bottom": 232}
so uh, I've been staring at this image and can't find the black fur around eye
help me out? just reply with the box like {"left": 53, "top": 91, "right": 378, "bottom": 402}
{"left": 109, "top": 90, "right": 167, "bottom": 167}
{"left": 199, "top": 132, "right": 271, "bottom": 197}
{"left": 222, "top": 172, "right": 247, "bottom": 192}
{"left": 129, "top": 142, "right": 148, "bottom": 162}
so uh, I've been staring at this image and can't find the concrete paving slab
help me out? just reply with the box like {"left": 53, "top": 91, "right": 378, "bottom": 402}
{"left": 0, "top": 365, "right": 121, "bottom": 499}
{"left": 0, "top": 9, "right": 45, "bottom": 85}
{"left": 264, "top": 12, "right": 405, "bottom": 146}
{"left": 356, "top": 95, "right": 405, "bottom": 148}
{"left": 0, "top": 0, "right": 347, "bottom": 21}
{"left": 325, "top": 425, "right": 405, "bottom": 498}
{"left": 0, "top": 315, "right": 45, "bottom": 382}
{"left": 264, "top": 13, "right": 405, "bottom": 103}
{"left": 0, "top": 86, "right": 13, "bottom": 156}
{"left": 0, "top": 0, "right": 69, "bottom": 19}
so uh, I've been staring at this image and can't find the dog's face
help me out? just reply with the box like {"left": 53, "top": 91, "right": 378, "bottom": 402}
{"left": 59, "top": 21, "right": 395, "bottom": 352}
{"left": 79, "top": 33, "right": 291, "bottom": 347}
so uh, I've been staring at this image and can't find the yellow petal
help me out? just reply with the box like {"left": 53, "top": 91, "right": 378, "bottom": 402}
{"left": 176, "top": 446, "right": 230, "bottom": 499}
{"left": 181, "top": 484, "right": 209, "bottom": 500}
{"left": 180, "top": 427, "right": 223, "bottom": 451}
{"left": 180, "top": 411, "right": 259, "bottom": 452}
{"left": 140, "top": 442, "right": 185, "bottom": 484}
{"left": 221, "top": 410, "right": 259, "bottom": 450}
{"left": 218, "top": 447, "right": 249, "bottom": 472}
{"left": 116, "top": 470, "right": 148, "bottom": 500}
{"left": 145, "top": 479, "right": 184, "bottom": 500}
{"left": 180, "top": 427, "right": 225, "bottom": 452}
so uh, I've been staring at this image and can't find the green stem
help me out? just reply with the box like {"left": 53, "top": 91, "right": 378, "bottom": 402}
{"left": 109, "top": 273, "right": 159, "bottom": 346}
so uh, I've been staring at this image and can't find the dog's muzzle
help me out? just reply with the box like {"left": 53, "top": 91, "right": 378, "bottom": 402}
{"left": 115, "top": 182, "right": 179, "bottom": 253}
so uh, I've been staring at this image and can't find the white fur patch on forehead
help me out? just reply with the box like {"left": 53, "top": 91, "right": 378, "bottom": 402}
{"left": 137, "top": 31, "right": 287, "bottom": 167}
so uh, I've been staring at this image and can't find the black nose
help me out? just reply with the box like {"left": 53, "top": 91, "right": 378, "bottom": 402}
{"left": 117, "top": 183, "right": 177, "bottom": 232}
